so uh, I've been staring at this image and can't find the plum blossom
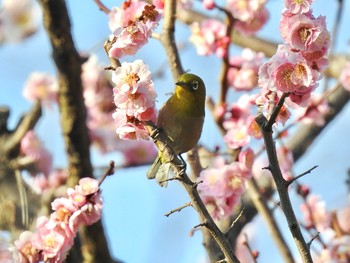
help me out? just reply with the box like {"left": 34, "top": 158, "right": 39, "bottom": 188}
{"left": 22, "top": 72, "right": 58, "bottom": 107}
{"left": 189, "top": 19, "right": 230, "bottom": 58}
{"left": 198, "top": 149, "right": 254, "bottom": 220}
{"left": 281, "top": 13, "right": 330, "bottom": 54}
{"left": 222, "top": 95, "right": 259, "bottom": 149}
{"left": 234, "top": 6, "right": 269, "bottom": 36}
{"left": 339, "top": 61, "right": 350, "bottom": 92}
{"left": 0, "top": 0, "right": 39, "bottom": 43}
{"left": 226, "top": 0, "right": 267, "bottom": 22}
{"left": 122, "top": 140, "right": 157, "bottom": 166}
{"left": 227, "top": 48, "right": 264, "bottom": 91}
{"left": 81, "top": 54, "right": 124, "bottom": 153}
{"left": 20, "top": 130, "right": 53, "bottom": 177}
{"left": 112, "top": 60, "right": 157, "bottom": 140}
{"left": 300, "top": 194, "right": 330, "bottom": 231}
{"left": 258, "top": 2, "right": 330, "bottom": 118}
{"left": 284, "top": 0, "right": 314, "bottom": 14}
{"left": 13, "top": 177, "right": 103, "bottom": 262}
{"left": 295, "top": 94, "right": 330, "bottom": 126}
{"left": 108, "top": 1, "right": 161, "bottom": 59}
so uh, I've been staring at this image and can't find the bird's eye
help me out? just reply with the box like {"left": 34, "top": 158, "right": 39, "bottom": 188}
{"left": 192, "top": 80, "right": 199, "bottom": 90}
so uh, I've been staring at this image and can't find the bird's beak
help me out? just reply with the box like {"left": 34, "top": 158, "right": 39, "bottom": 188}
{"left": 175, "top": 81, "right": 189, "bottom": 88}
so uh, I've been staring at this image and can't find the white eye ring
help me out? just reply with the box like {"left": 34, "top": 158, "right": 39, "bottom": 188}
{"left": 192, "top": 80, "right": 199, "bottom": 90}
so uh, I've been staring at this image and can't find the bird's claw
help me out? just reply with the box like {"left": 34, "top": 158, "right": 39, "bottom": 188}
{"left": 149, "top": 127, "right": 162, "bottom": 141}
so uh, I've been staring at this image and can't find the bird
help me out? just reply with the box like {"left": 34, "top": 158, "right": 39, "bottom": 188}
{"left": 147, "top": 73, "right": 206, "bottom": 186}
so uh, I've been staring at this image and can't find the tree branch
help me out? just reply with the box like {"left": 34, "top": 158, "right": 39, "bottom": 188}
{"left": 255, "top": 113, "right": 313, "bottom": 263}
{"left": 145, "top": 121, "right": 240, "bottom": 263}
{"left": 38, "top": 0, "right": 116, "bottom": 262}
{"left": 160, "top": 0, "right": 184, "bottom": 79}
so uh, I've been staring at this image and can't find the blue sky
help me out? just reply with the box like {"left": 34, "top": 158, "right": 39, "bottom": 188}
{"left": 1, "top": 0, "right": 350, "bottom": 262}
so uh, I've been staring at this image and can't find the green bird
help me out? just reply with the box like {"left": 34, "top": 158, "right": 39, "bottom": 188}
{"left": 147, "top": 73, "right": 206, "bottom": 186}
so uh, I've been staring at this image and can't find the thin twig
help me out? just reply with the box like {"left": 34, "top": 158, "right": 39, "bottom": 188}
{"left": 242, "top": 233, "right": 258, "bottom": 263}
{"left": 164, "top": 202, "right": 192, "bottom": 217}
{"left": 98, "top": 161, "right": 115, "bottom": 187}
{"left": 94, "top": 0, "right": 110, "bottom": 14}
{"left": 287, "top": 165, "right": 318, "bottom": 186}
{"left": 226, "top": 209, "right": 244, "bottom": 234}
{"left": 307, "top": 232, "right": 320, "bottom": 249}
{"left": 266, "top": 93, "right": 289, "bottom": 129}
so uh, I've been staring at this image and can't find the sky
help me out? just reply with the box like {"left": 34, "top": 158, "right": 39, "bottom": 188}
{"left": 1, "top": 0, "right": 350, "bottom": 262}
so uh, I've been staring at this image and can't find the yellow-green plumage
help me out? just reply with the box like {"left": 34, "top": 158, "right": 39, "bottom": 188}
{"left": 147, "top": 73, "right": 206, "bottom": 185}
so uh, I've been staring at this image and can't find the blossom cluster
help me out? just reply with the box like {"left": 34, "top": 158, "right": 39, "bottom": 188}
{"left": 217, "top": 95, "right": 261, "bottom": 149}
{"left": 257, "top": 0, "right": 330, "bottom": 123}
{"left": 0, "top": 0, "right": 39, "bottom": 43}
{"left": 81, "top": 55, "right": 121, "bottom": 153}
{"left": 226, "top": 0, "right": 269, "bottom": 36}
{"left": 13, "top": 178, "right": 103, "bottom": 263}
{"left": 189, "top": 19, "right": 230, "bottom": 58}
{"left": 197, "top": 149, "right": 254, "bottom": 220}
{"left": 22, "top": 72, "right": 58, "bottom": 108}
{"left": 112, "top": 59, "right": 157, "bottom": 140}
{"left": 20, "top": 131, "right": 68, "bottom": 193}
{"left": 227, "top": 48, "right": 265, "bottom": 91}
{"left": 298, "top": 192, "right": 350, "bottom": 262}
{"left": 108, "top": 0, "right": 161, "bottom": 59}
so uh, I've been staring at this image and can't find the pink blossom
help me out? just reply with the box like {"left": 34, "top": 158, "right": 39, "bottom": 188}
{"left": 295, "top": 94, "right": 330, "bottom": 126}
{"left": 340, "top": 61, "right": 350, "bottom": 92}
{"left": 226, "top": 0, "right": 267, "bottom": 22}
{"left": 112, "top": 60, "right": 157, "bottom": 140}
{"left": 276, "top": 147, "right": 293, "bottom": 180}
{"left": 30, "top": 226, "right": 69, "bottom": 262}
{"left": 108, "top": 3, "right": 161, "bottom": 59}
{"left": 203, "top": 0, "right": 215, "bottom": 10}
{"left": 108, "top": 1, "right": 147, "bottom": 32}
{"left": 0, "top": 0, "right": 39, "bottom": 43}
{"left": 198, "top": 156, "right": 252, "bottom": 220}
{"left": 224, "top": 121, "right": 251, "bottom": 149}
{"left": 284, "top": 0, "right": 313, "bottom": 14}
{"left": 282, "top": 13, "right": 330, "bottom": 53}
{"left": 234, "top": 7, "right": 269, "bottom": 36}
{"left": 14, "top": 231, "right": 40, "bottom": 263}
{"left": 20, "top": 130, "right": 53, "bottom": 177}
{"left": 227, "top": 48, "right": 264, "bottom": 91}
{"left": 22, "top": 72, "right": 58, "bottom": 107}
{"left": 82, "top": 55, "right": 133, "bottom": 152}
{"left": 300, "top": 194, "right": 330, "bottom": 231}
{"left": 315, "top": 235, "right": 350, "bottom": 263}
{"left": 122, "top": 140, "right": 157, "bottom": 166}
{"left": 13, "top": 177, "right": 103, "bottom": 262}
{"left": 189, "top": 19, "right": 230, "bottom": 58}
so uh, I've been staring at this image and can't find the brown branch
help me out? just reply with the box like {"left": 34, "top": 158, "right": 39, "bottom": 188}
{"left": 247, "top": 177, "right": 294, "bottom": 263}
{"left": 164, "top": 202, "right": 192, "bottom": 217}
{"left": 255, "top": 113, "right": 313, "bottom": 263}
{"left": 145, "top": 121, "right": 240, "bottom": 263}
{"left": 3, "top": 101, "right": 42, "bottom": 156}
{"left": 160, "top": 0, "right": 184, "bottom": 79}
{"left": 37, "top": 1, "right": 116, "bottom": 262}
{"left": 287, "top": 85, "right": 350, "bottom": 162}
{"left": 94, "top": 0, "right": 110, "bottom": 14}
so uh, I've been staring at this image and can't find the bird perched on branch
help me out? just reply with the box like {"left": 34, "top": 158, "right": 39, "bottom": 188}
{"left": 147, "top": 73, "right": 206, "bottom": 186}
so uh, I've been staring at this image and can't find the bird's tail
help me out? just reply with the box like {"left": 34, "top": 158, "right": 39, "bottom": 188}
{"left": 147, "top": 156, "right": 161, "bottom": 180}
{"left": 147, "top": 156, "right": 171, "bottom": 187}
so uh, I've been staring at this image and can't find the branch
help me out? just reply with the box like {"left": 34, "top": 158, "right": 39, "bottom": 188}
{"left": 255, "top": 113, "right": 313, "bottom": 263}
{"left": 287, "top": 85, "right": 350, "bottom": 162}
{"left": 38, "top": 0, "right": 116, "bottom": 262}
{"left": 3, "top": 101, "right": 42, "bottom": 155}
{"left": 246, "top": 177, "right": 294, "bottom": 263}
{"left": 145, "top": 121, "right": 240, "bottom": 263}
{"left": 160, "top": 0, "right": 184, "bottom": 79}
